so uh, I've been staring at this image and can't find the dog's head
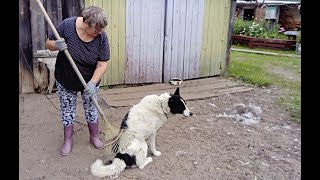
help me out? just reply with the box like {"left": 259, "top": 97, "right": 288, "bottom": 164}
{"left": 168, "top": 87, "right": 193, "bottom": 117}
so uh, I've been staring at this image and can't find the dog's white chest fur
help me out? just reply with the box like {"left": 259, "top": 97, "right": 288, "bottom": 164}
{"left": 126, "top": 94, "right": 170, "bottom": 140}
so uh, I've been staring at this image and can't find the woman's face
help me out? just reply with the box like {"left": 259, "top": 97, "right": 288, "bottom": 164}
{"left": 86, "top": 23, "right": 105, "bottom": 37}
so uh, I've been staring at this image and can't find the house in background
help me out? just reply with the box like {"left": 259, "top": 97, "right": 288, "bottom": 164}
{"left": 235, "top": 0, "right": 301, "bottom": 30}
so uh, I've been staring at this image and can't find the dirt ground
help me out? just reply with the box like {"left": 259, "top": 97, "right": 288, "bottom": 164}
{"left": 19, "top": 79, "right": 301, "bottom": 180}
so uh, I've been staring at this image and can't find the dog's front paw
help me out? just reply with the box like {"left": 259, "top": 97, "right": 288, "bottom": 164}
{"left": 153, "top": 151, "right": 161, "bottom": 156}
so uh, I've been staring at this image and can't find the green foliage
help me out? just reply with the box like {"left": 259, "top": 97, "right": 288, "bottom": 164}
{"left": 233, "top": 17, "right": 252, "bottom": 35}
{"left": 233, "top": 17, "right": 288, "bottom": 40}
{"left": 228, "top": 60, "right": 271, "bottom": 86}
{"left": 244, "top": 21, "right": 264, "bottom": 37}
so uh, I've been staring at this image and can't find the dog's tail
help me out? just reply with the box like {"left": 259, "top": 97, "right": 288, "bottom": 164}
{"left": 90, "top": 158, "right": 126, "bottom": 178}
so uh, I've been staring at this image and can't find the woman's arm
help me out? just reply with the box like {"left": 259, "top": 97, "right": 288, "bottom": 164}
{"left": 45, "top": 38, "right": 67, "bottom": 51}
{"left": 45, "top": 39, "right": 58, "bottom": 51}
{"left": 90, "top": 60, "right": 108, "bottom": 84}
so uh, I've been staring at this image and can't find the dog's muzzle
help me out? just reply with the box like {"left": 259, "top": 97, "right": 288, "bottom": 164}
{"left": 183, "top": 109, "right": 193, "bottom": 117}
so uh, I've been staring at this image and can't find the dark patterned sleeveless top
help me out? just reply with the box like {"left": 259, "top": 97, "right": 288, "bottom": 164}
{"left": 48, "top": 16, "right": 110, "bottom": 91}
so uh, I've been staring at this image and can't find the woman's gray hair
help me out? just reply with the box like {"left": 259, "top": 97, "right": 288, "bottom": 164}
{"left": 82, "top": 6, "right": 108, "bottom": 28}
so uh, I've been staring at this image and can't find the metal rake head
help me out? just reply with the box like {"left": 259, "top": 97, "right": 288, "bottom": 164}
{"left": 110, "top": 132, "right": 136, "bottom": 154}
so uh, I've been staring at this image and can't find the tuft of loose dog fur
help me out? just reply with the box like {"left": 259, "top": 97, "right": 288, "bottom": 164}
{"left": 90, "top": 87, "right": 193, "bottom": 178}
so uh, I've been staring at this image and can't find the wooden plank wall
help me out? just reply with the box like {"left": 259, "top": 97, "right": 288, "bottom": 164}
{"left": 109, "top": 0, "right": 125, "bottom": 85}
{"left": 163, "top": 0, "right": 204, "bottom": 82}
{"left": 20, "top": 0, "right": 234, "bottom": 93}
{"left": 19, "top": 0, "right": 34, "bottom": 93}
{"left": 125, "top": 0, "right": 165, "bottom": 84}
{"left": 61, "top": 0, "right": 84, "bottom": 19}
{"left": 82, "top": 0, "right": 232, "bottom": 85}
{"left": 19, "top": 0, "right": 83, "bottom": 93}
{"left": 220, "top": 0, "right": 233, "bottom": 75}
{"left": 46, "top": 0, "right": 63, "bottom": 36}
{"left": 30, "top": 0, "right": 48, "bottom": 93}
{"left": 200, "top": 0, "right": 231, "bottom": 77}
{"left": 84, "top": 0, "right": 126, "bottom": 86}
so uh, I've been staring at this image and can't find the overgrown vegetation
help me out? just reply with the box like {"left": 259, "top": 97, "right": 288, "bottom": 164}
{"left": 233, "top": 17, "right": 288, "bottom": 40}
{"left": 228, "top": 49, "right": 301, "bottom": 123}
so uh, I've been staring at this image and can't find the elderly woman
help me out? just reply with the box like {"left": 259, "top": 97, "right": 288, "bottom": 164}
{"left": 45, "top": 6, "right": 110, "bottom": 156}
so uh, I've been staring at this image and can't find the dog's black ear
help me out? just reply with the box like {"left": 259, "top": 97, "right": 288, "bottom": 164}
{"left": 174, "top": 87, "right": 180, "bottom": 95}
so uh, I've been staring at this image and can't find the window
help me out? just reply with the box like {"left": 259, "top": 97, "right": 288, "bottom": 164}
{"left": 265, "top": 6, "right": 278, "bottom": 19}
{"left": 265, "top": 6, "right": 278, "bottom": 29}
{"left": 243, "top": 9, "right": 255, "bottom": 21}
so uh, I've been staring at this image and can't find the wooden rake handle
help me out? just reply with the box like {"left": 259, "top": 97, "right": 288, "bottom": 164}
{"left": 35, "top": 0, "right": 111, "bottom": 126}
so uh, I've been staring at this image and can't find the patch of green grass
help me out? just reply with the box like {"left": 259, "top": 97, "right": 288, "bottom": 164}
{"left": 228, "top": 61, "right": 271, "bottom": 87}
{"left": 229, "top": 51, "right": 301, "bottom": 123}
{"left": 276, "top": 94, "right": 301, "bottom": 123}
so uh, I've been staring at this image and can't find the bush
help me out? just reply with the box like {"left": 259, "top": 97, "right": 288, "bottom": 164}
{"left": 233, "top": 17, "right": 252, "bottom": 35}
{"left": 233, "top": 17, "right": 288, "bottom": 40}
{"left": 244, "top": 21, "right": 264, "bottom": 37}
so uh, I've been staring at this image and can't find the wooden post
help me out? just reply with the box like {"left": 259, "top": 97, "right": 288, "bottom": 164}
{"left": 19, "top": 0, "right": 34, "bottom": 93}
{"left": 30, "top": 0, "right": 48, "bottom": 93}
{"left": 222, "top": 0, "right": 237, "bottom": 77}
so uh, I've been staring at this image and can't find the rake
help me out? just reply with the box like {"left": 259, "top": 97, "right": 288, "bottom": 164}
{"left": 34, "top": 0, "right": 130, "bottom": 154}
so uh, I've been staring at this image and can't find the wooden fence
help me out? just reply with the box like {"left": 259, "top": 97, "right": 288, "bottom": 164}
{"left": 232, "top": 35, "right": 296, "bottom": 50}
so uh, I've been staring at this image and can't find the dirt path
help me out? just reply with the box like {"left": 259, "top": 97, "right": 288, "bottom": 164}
{"left": 19, "top": 79, "right": 301, "bottom": 180}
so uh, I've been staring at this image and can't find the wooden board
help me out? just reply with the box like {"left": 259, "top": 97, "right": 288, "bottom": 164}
{"left": 85, "top": 0, "right": 126, "bottom": 86}
{"left": 98, "top": 77, "right": 254, "bottom": 107}
{"left": 125, "top": 0, "right": 165, "bottom": 84}
{"left": 200, "top": 0, "right": 231, "bottom": 77}
{"left": 163, "top": 0, "right": 205, "bottom": 82}
{"left": 19, "top": 0, "right": 34, "bottom": 93}
{"left": 30, "top": 0, "right": 49, "bottom": 93}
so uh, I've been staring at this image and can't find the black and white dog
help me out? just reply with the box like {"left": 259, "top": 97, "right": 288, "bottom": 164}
{"left": 90, "top": 87, "right": 193, "bottom": 178}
